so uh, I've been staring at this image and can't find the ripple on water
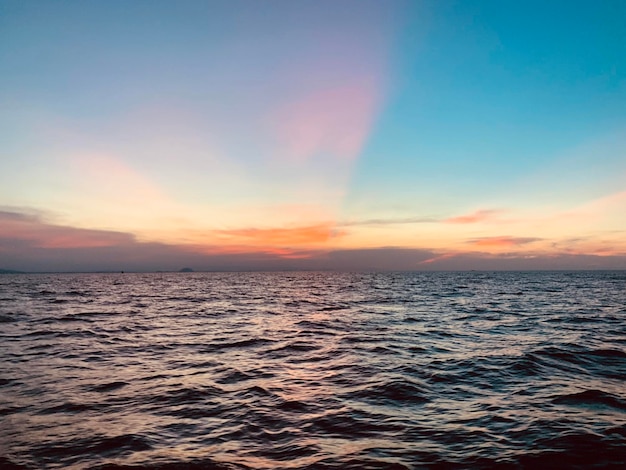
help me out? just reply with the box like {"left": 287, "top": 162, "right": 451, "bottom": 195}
{"left": 1, "top": 271, "right": 625, "bottom": 469}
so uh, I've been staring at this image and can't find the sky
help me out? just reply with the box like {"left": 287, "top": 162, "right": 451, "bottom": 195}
{"left": 1, "top": 0, "right": 625, "bottom": 272}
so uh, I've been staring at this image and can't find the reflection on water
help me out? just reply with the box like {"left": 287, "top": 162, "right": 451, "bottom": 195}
{"left": 1, "top": 271, "right": 625, "bottom": 469}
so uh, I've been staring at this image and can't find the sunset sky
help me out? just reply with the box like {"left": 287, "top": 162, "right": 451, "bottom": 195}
{"left": 1, "top": 0, "right": 625, "bottom": 271}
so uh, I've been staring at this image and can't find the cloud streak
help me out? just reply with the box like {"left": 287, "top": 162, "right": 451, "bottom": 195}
{"left": 444, "top": 209, "right": 503, "bottom": 224}
{"left": 467, "top": 236, "right": 542, "bottom": 248}
{"left": 338, "top": 216, "right": 438, "bottom": 227}
{"left": 339, "top": 208, "right": 505, "bottom": 227}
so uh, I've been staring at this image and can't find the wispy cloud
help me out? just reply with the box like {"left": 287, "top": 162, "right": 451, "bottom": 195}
{"left": 340, "top": 209, "right": 503, "bottom": 228}
{"left": 467, "top": 236, "right": 542, "bottom": 248}
{"left": 444, "top": 209, "right": 503, "bottom": 224}
{"left": 548, "top": 234, "right": 626, "bottom": 257}
{"left": 339, "top": 216, "right": 438, "bottom": 227}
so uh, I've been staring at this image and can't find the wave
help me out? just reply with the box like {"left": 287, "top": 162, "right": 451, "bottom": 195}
{"left": 2, "top": 271, "right": 625, "bottom": 469}
{"left": 552, "top": 389, "right": 626, "bottom": 411}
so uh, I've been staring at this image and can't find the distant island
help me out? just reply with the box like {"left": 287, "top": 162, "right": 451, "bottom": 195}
{"left": 179, "top": 267, "right": 194, "bottom": 272}
{"left": 0, "top": 268, "right": 23, "bottom": 274}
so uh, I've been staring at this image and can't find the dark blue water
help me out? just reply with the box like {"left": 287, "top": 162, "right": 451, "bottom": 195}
{"left": 1, "top": 271, "right": 625, "bottom": 469}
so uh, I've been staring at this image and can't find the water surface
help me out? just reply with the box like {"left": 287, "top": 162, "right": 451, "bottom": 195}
{"left": 1, "top": 271, "right": 625, "bottom": 469}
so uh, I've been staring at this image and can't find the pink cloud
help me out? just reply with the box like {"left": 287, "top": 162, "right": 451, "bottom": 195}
{"left": 444, "top": 209, "right": 502, "bottom": 224}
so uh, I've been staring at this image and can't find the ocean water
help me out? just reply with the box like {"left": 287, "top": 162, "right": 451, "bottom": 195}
{"left": 1, "top": 271, "right": 625, "bottom": 469}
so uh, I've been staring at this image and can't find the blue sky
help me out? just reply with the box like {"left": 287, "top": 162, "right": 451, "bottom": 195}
{"left": 348, "top": 0, "right": 625, "bottom": 211}
{"left": 1, "top": 0, "right": 625, "bottom": 271}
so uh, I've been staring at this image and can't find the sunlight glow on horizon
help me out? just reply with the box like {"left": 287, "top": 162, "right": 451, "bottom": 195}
{"left": 1, "top": 0, "right": 625, "bottom": 271}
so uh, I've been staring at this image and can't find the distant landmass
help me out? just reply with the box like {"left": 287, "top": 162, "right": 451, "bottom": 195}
{"left": 179, "top": 267, "right": 194, "bottom": 272}
{"left": 0, "top": 268, "right": 23, "bottom": 274}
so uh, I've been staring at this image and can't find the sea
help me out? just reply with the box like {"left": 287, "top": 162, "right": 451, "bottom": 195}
{"left": 1, "top": 271, "right": 625, "bottom": 469}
